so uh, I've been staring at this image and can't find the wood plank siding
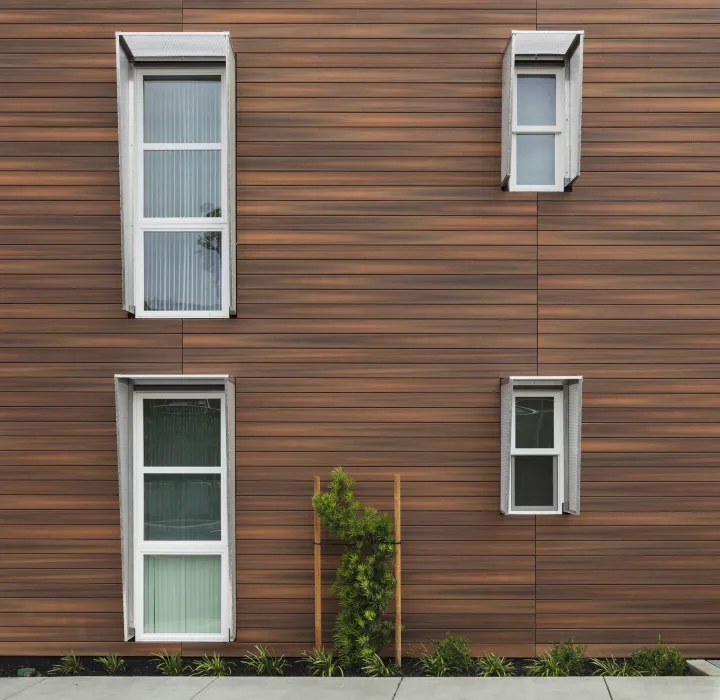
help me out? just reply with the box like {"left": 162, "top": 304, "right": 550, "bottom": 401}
{"left": 0, "top": 0, "right": 719, "bottom": 658}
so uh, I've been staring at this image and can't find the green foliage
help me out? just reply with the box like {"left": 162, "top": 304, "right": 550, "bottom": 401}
{"left": 419, "top": 634, "right": 475, "bottom": 677}
{"left": 527, "top": 641, "right": 587, "bottom": 677}
{"left": 50, "top": 653, "right": 84, "bottom": 676}
{"left": 312, "top": 467, "right": 396, "bottom": 669}
{"left": 94, "top": 654, "right": 125, "bottom": 675}
{"left": 151, "top": 650, "right": 190, "bottom": 676}
{"left": 477, "top": 653, "right": 515, "bottom": 677}
{"left": 192, "top": 653, "right": 234, "bottom": 677}
{"left": 631, "top": 637, "right": 686, "bottom": 676}
{"left": 303, "top": 648, "right": 344, "bottom": 677}
{"left": 591, "top": 657, "right": 641, "bottom": 677}
{"left": 242, "top": 645, "right": 287, "bottom": 676}
{"left": 361, "top": 653, "right": 398, "bottom": 677}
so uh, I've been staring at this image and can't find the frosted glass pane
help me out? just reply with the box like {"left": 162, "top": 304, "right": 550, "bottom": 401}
{"left": 144, "top": 77, "right": 221, "bottom": 144}
{"left": 143, "top": 398, "right": 221, "bottom": 467}
{"left": 515, "top": 397, "right": 554, "bottom": 449}
{"left": 144, "top": 150, "right": 221, "bottom": 218}
{"left": 516, "top": 134, "right": 555, "bottom": 186}
{"left": 144, "top": 474, "right": 221, "bottom": 541}
{"left": 144, "top": 555, "right": 221, "bottom": 634}
{"left": 144, "top": 231, "right": 222, "bottom": 312}
{"left": 517, "top": 75, "right": 556, "bottom": 126}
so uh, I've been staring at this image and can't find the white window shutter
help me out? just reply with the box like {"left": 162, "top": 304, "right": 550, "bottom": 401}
{"left": 500, "top": 35, "right": 514, "bottom": 189}
{"left": 499, "top": 379, "right": 512, "bottom": 514}
{"left": 226, "top": 36, "right": 237, "bottom": 316}
{"left": 114, "top": 376, "right": 134, "bottom": 640}
{"left": 115, "top": 36, "right": 135, "bottom": 314}
{"left": 224, "top": 376, "right": 237, "bottom": 640}
{"left": 567, "top": 35, "right": 584, "bottom": 187}
{"left": 563, "top": 378, "right": 583, "bottom": 514}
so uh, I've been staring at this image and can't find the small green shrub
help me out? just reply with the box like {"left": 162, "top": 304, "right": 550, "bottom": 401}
{"left": 477, "top": 653, "right": 514, "bottom": 677}
{"left": 591, "top": 657, "right": 641, "bottom": 677}
{"left": 242, "top": 645, "right": 286, "bottom": 676}
{"left": 94, "top": 654, "right": 125, "bottom": 675}
{"left": 303, "top": 648, "right": 344, "bottom": 677}
{"left": 50, "top": 653, "right": 84, "bottom": 676}
{"left": 192, "top": 653, "right": 234, "bottom": 677}
{"left": 151, "top": 650, "right": 190, "bottom": 676}
{"left": 631, "top": 637, "right": 686, "bottom": 676}
{"left": 312, "top": 467, "right": 396, "bottom": 669}
{"left": 361, "top": 653, "right": 397, "bottom": 677}
{"left": 527, "top": 640, "right": 587, "bottom": 677}
{"left": 419, "top": 634, "right": 475, "bottom": 676}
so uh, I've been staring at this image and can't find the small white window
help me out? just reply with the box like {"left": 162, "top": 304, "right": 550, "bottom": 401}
{"left": 116, "top": 33, "right": 236, "bottom": 317}
{"left": 500, "top": 376, "right": 582, "bottom": 515}
{"left": 510, "top": 389, "right": 564, "bottom": 513}
{"left": 114, "top": 374, "right": 236, "bottom": 642}
{"left": 501, "top": 31, "right": 584, "bottom": 192}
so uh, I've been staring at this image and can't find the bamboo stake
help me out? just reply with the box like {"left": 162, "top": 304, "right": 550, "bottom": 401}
{"left": 313, "top": 476, "right": 322, "bottom": 650}
{"left": 394, "top": 473, "right": 402, "bottom": 666}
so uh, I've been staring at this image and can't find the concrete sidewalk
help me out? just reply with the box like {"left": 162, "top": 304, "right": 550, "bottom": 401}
{"left": 3, "top": 676, "right": 720, "bottom": 700}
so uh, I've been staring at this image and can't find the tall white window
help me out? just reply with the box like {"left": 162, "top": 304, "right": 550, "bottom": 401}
{"left": 114, "top": 374, "right": 236, "bottom": 642}
{"left": 134, "top": 391, "right": 228, "bottom": 640}
{"left": 116, "top": 33, "right": 236, "bottom": 317}
{"left": 511, "top": 66, "right": 565, "bottom": 192}
{"left": 501, "top": 31, "right": 583, "bottom": 192}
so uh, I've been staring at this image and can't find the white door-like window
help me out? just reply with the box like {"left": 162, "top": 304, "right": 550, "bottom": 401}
{"left": 509, "top": 389, "right": 564, "bottom": 514}
{"left": 135, "top": 68, "right": 229, "bottom": 317}
{"left": 511, "top": 66, "right": 565, "bottom": 192}
{"left": 133, "top": 391, "right": 229, "bottom": 641}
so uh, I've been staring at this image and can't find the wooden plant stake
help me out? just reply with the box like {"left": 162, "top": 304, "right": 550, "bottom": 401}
{"left": 394, "top": 473, "right": 402, "bottom": 666}
{"left": 313, "top": 476, "right": 322, "bottom": 650}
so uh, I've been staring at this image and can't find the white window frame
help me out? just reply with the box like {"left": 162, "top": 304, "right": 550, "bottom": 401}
{"left": 510, "top": 65, "right": 566, "bottom": 193}
{"left": 509, "top": 388, "right": 564, "bottom": 515}
{"left": 133, "top": 65, "right": 230, "bottom": 318}
{"left": 132, "top": 389, "right": 230, "bottom": 642}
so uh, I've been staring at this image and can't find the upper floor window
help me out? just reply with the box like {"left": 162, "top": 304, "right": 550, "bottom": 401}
{"left": 501, "top": 31, "right": 584, "bottom": 192}
{"left": 116, "top": 33, "right": 236, "bottom": 318}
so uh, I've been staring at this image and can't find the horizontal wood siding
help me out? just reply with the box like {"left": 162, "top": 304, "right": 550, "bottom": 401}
{"left": 0, "top": 0, "right": 717, "bottom": 658}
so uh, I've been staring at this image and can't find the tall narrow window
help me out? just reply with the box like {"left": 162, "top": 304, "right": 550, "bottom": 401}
{"left": 115, "top": 33, "right": 236, "bottom": 317}
{"left": 134, "top": 392, "right": 228, "bottom": 640}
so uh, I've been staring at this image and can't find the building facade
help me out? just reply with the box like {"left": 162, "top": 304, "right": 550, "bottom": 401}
{"left": 1, "top": 0, "right": 719, "bottom": 659}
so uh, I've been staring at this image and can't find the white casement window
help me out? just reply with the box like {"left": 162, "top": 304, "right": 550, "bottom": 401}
{"left": 500, "top": 377, "right": 582, "bottom": 515}
{"left": 501, "top": 31, "right": 584, "bottom": 192}
{"left": 115, "top": 375, "right": 236, "bottom": 642}
{"left": 116, "top": 33, "right": 236, "bottom": 317}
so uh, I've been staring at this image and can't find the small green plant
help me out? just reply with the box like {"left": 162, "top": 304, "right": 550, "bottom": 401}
{"left": 312, "top": 467, "right": 396, "bottom": 669}
{"left": 591, "top": 657, "right": 641, "bottom": 677}
{"left": 50, "top": 653, "right": 84, "bottom": 676}
{"left": 151, "top": 650, "right": 190, "bottom": 676}
{"left": 242, "top": 645, "right": 286, "bottom": 676}
{"left": 361, "top": 653, "right": 397, "bottom": 677}
{"left": 419, "top": 634, "right": 475, "bottom": 676}
{"left": 192, "top": 653, "right": 234, "bottom": 677}
{"left": 527, "top": 640, "right": 587, "bottom": 677}
{"left": 94, "top": 654, "right": 125, "bottom": 675}
{"left": 630, "top": 637, "right": 686, "bottom": 676}
{"left": 303, "top": 648, "right": 344, "bottom": 677}
{"left": 477, "top": 653, "right": 514, "bottom": 677}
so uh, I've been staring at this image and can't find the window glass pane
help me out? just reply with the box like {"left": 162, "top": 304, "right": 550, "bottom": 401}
{"left": 144, "top": 150, "right": 221, "bottom": 218}
{"left": 144, "top": 555, "right": 221, "bottom": 634}
{"left": 515, "top": 396, "right": 554, "bottom": 448}
{"left": 517, "top": 75, "right": 556, "bottom": 127}
{"left": 144, "top": 231, "right": 222, "bottom": 312}
{"left": 144, "top": 474, "right": 221, "bottom": 541}
{"left": 516, "top": 134, "right": 555, "bottom": 187}
{"left": 144, "top": 77, "right": 221, "bottom": 144}
{"left": 143, "top": 398, "right": 221, "bottom": 467}
{"left": 513, "top": 456, "right": 557, "bottom": 509}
